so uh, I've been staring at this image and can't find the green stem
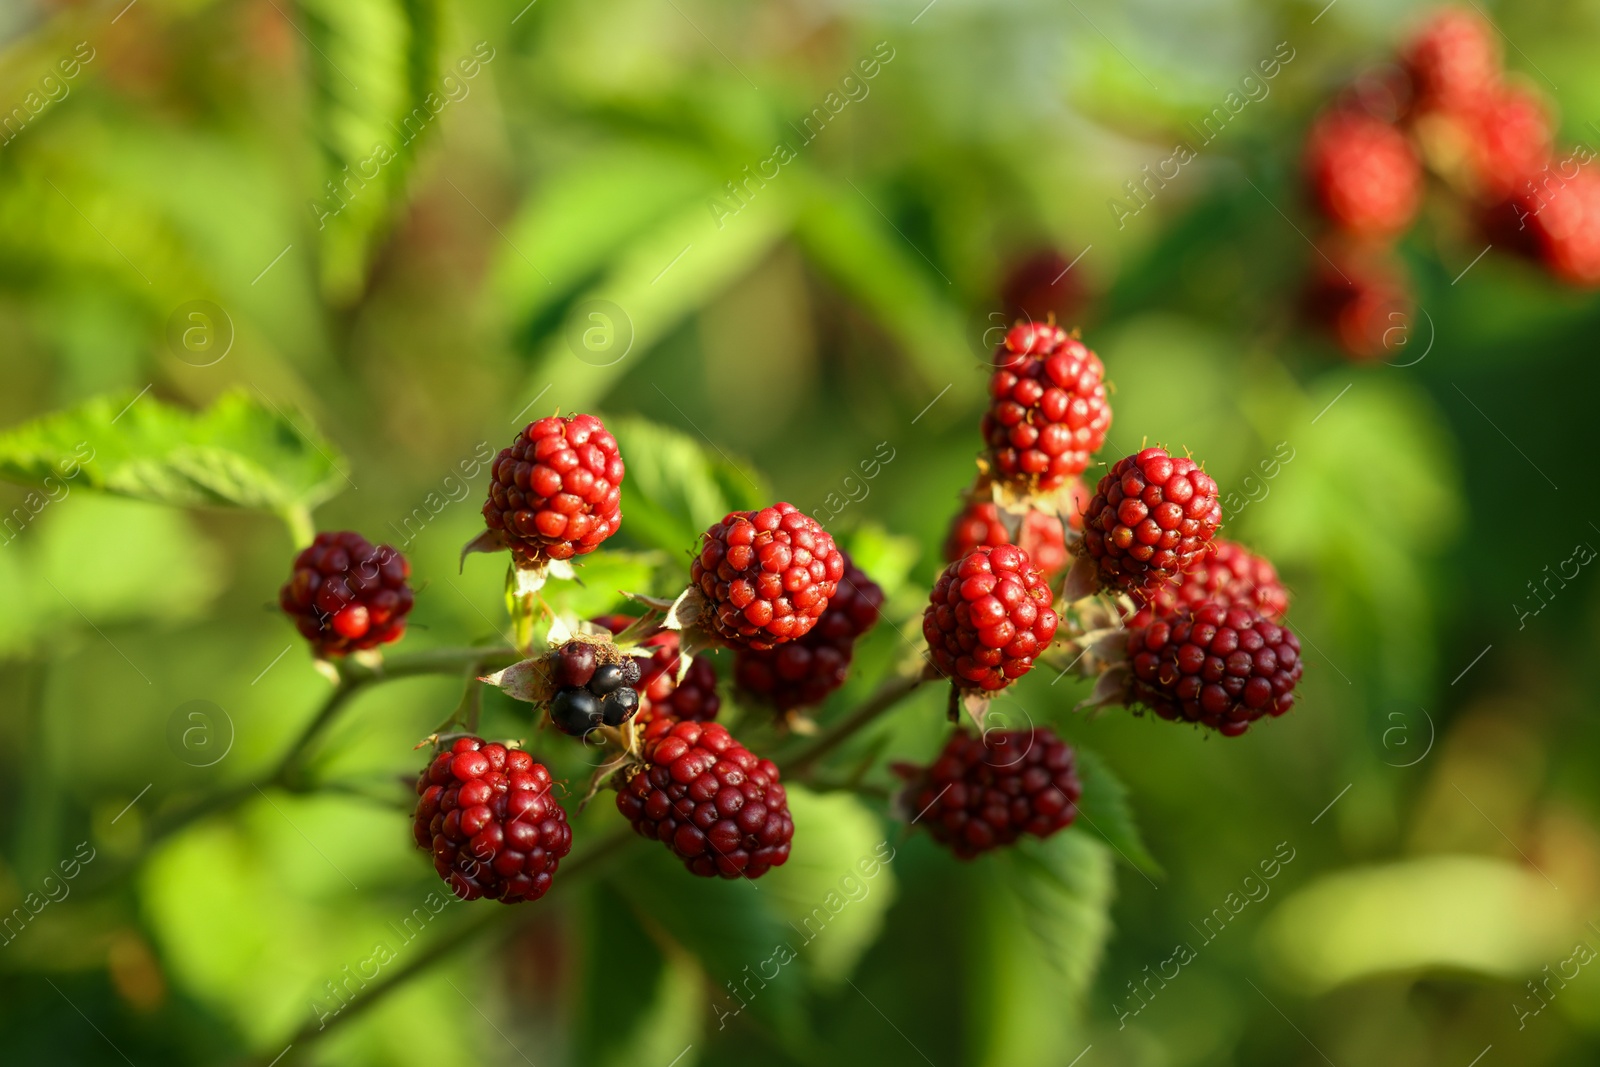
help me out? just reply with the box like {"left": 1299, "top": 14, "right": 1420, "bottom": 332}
{"left": 281, "top": 503, "right": 317, "bottom": 550}
{"left": 784, "top": 668, "right": 934, "bottom": 778}
{"left": 144, "top": 645, "right": 520, "bottom": 853}
{"left": 512, "top": 591, "right": 536, "bottom": 654}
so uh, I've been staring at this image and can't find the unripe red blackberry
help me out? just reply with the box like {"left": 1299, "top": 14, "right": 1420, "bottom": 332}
{"left": 279, "top": 531, "right": 413, "bottom": 656}
{"left": 734, "top": 558, "right": 883, "bottom": 711}
{"left": 592, "top": 615, "right": 722, "bottom": 724}
{"left": 1402, "top": 8, "right": 1500, "bottom": 112}
{"left": 1303, "top": 109, "right": 1423, "bottom": 239}
{"left": 691, "top": 503, "right": 845, "bottom": 650}
{"left": 412, "top": 737, "right": 572, "bottom": 903}
{"left": 1301, "top": 240, "right": 1414, "bottom": 360}
{"left": 1488, "top": 170, "right": 1600, "bottom": 287}
{"left": 942, "top": 492, "right": 1082, "bottom": 582}
{"left": 1462, "top": 84, "right": 1554, "bottom": 202}
{"left": 982, "top": 323, "right": 1111, "bottom": 492}
{"left": 615, "top": 717, "right": 793, "bottom": 879}
{"left": 898, "top": 728, "right": 1081, "bottom": 858}
{"left": 1127, "top": 539, "right": 1290, "bottom": 630}
{"left": 483, "top": 413, "right": 624, "bottom": 565}
{"left": 923, "top": 545, "right": 1058, "bottom": 692}
{"left": 1126, "top": 600, "right": 1302, "bottom": 736}
{"left": 1082, "top": 447, "right": 1221, "bottom": 591}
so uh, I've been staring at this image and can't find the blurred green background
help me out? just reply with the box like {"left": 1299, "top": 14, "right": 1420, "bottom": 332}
{"left": 2, "top": 0, "right": 1597, "bottom": 1064}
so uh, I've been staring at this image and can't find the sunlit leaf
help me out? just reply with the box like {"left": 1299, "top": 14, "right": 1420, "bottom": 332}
{"left": 301, "top": 0, "right": 444, "bottom": 300}
{"left": 608, "top": 417, "right": 768, "bottom": 558}
{"left": 792, "top": 182, "right": 972, "bottom": 393}
{"left": 0, "top": 387, "right": 350, "bottom": 516}
{"left": 970, "top": 832, "right": 1114, "bottom": 1067}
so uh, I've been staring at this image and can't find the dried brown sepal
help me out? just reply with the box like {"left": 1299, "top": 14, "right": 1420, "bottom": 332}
{"left": 576, "top": 727, "right": 636, "bottom": 813}
{"left": 659, "top": 583, "right": 717, "bottom": 683}
{"left": 960, "top": 691, "right": 993, "bottom": 732}
{"left": 459, "top": 528, "right": 506, "bottom": 572}
{"left": 1076, "top": 663, "right": 1132, "bottom": 716}
{"left": 1063, "top": 551, "right": 1100, "bottom": 602}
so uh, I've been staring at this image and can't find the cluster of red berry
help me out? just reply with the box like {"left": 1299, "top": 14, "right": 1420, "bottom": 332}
{"left": 277, "top": 334, "right": 1308, "bottom": 891}
{"left": 900, "top": 318, "right": 1305, "bottom": 855}
{"left": 1302, "top": 7, "right": 1598, "bottom": 359}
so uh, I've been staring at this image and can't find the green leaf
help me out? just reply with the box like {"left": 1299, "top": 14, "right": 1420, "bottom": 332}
{"left": 576, "top": 882, "right": 705, "bottom": 1067}
{"left": 608, "top": 417, "right": 768, "bottom": 559}
{"left": 0, "top": 496, "right": 227, "bottom": 656}
{"left": 970, "top": 832, "right": 1114, "bottom": 1067}
{"left": 760, "top": 786, "right": 898, "bottom": 989}
{"left": 1073, "top": 747, "right": 1163, "bottom": 879}
{"left": 493, "top": 144, "right": 720, "bottom": 328}
{"left": 792, "top": 181, "right": 972, "bottom": 393}
{"left": 546, "top": 549, "right": 671, "bottom": 620}
{"left": 0, "top": 387, "right": 350, "bottom": 518}
{"left": 514, "top": 190, "right": 794, "bottom": 412}
{"left": 837, "top": 522, "right": 922, "bottom": 601}
{"left": 301, "top": 0, "right": 443, "bottom": 301}
{"left": 606, "top": 837, "right": 808, "bottom": 1044}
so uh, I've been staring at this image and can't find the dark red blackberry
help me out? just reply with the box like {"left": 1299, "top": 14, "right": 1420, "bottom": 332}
{"left": 615, "top": 718, "right": 793, "bottom": 879}
{"left": 923, "top": 545, "right": 1058, "bottom": 692}
{"left": 482, "top": 413, "right": 624, "bottom": 565}
{"left": 982, "top": 323, "right": 1111, "bottom": 491}
{"left": 897, "top": 728, "right": 1081, "bottom": 858}
{"left": 1303, "top": 108, "right": 1423, "bottom": 239}
{"left": 412, "top": 737, "right": 572, "bottom": 903}
{"left": 733, "top": 558, "right": 883, "bottom": 711}
{"left": 592, "top": 615, "right": 721, "bottom": 724}
{"left": 1127, "top": 539, "right": 1290, "bottom": 629}
{"left": 1082, "top": 447, "right": 1222, "bottom": 591}
{"left": 1126, "top": 600, "right": 1303, "bottom": 736}
{"left": 279, "top": 531, "right": 413, "bottom": 656}
{"left": 691, "top": 503, "right": 845, "bottom": 650}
